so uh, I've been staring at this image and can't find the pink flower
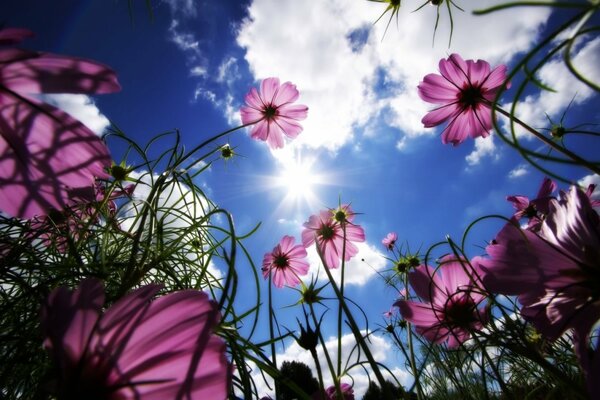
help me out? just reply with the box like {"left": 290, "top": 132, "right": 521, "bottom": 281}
{"left": 0, "top": 28, "right": 120, "bottom": 219}
{"left": 395, "top": 256, "right": 487, "bottom": 348}
{"left": 240, "top": 77, "right": 308, "bottom": 149}
{"left": 262, "top": 235, "right": 310, "bottom": 288}
{"left": 418, "top": 53, "right": 508, "bottom": 146}
{"left": 301, "top": 205, "right": 365, "bottom": 269}
{"left": 506, "top": 177, "right": 557, "bottom": 230}
{"left": 41, "top": 279, "right": 230, "bottom": 399}
{"left": 382, "top": 232, "right": 397, "bottom": 251}
{"left": 480, "top": 187, "right": 600, "bottom": 341}
{"left": 324, "top": 383, "right": 354, "bottom": 400}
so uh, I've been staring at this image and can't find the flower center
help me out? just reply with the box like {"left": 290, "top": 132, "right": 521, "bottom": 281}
{"left": 444, "top": 295, "right": 479, "bottom": 328}
{"left": 264, "top": 104, "right": 278, "bottom": 119}
{"left": 459, "top": 85, "right": 484, "bottom": 108}
{"left": 317, "top": 224, "right": 335, "bottom": 240}
{"left": 274, "top": 254, "right": 289, "bottom": 268}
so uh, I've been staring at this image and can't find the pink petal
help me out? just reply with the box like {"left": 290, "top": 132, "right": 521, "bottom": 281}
{"left": 260, "top": 77, "right": 281, "bottom": 104}
{"left": 240, "top": 106, "right": 264, "bottom": 124}
{"left": 439, "top": 54, "right": 469, "bottom": 87}
{"left": 0, "top": 28, "right": 34, "bottom": 45}
{"left": 275, "top": 117, "right": 303, "bottom": 139}
{"left": 0, "top": 96, "right": 111, "bottom": 218}
{"left": 418, "top": 73, "right": 460, "bottom": 103}
{"left": 41, "top": 279, "right": 104, "bottom": 364}
{"left": 2, "top": 54, "right": 121, "bottom": 94}
{"left": 278, "top": 103, "right": 308, "bottom": 120}
{"left": 466, "top": 59, "right": 491, "bottom": 87}
{"left": 272, "top": 81, "right": 300, "bottom": 106}
{"left": 482, "top": 64, "right": 509, "bottom": 91}
{"left": 422, "top": 103, "right": 460, "bottom": 128}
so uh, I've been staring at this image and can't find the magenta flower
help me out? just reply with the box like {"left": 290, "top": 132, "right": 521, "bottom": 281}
{"left": 382, "top": 231, "right": 398, "bottom": 251}
{"left": 324, "top": 383, "right": 354, "bottom": 400}
{"left": 506, "top": 177, "right": 557, "bottom": 230}
{"left": 301, "top": 205, "right": 365, "bottom": 269}
{"left": 41, "top": 279, "right": 230, "bottom": 399}
{"left": 418, "top": 53, "right": 508, "bottom": 146}
{"left": 240, "top": 77, "right": 308, "bottom": 149}
{"left": 395, "top": 256, "right": 487, "bottom": 348}
{"left": 480, "top": 187, "right": 600, "bottom": 341}
{"left": 262, "top": 235, "right": 310, "bottom": 288}
{"left": 0, "top": 27, "right": 120, "bottom": 219}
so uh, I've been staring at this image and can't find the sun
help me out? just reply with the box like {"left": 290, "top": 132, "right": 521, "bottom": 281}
{"left": 271, "top": 151, "right": 327, "bottom": 210}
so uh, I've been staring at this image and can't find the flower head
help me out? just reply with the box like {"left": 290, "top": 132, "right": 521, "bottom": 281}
{"left": 418, "top": 53, "right": 508, "bottom": 146}
{"left": 262, "top": 235, "right": 310, "bottom": 288}
{"left": 382, "top": 232, "right": 398, "bottom": 251}
{"left": 41, "top": 279, "right": 230, "bottom": 399}
{"left": 480, "top": 187, "right": 600, "bottom": 341}
{"left": 324, "top": 383, "right": 355, "bottom": 400}
{"left": 506, "top": 177, "right": 557, "bottom": 230}
{"left": 240, "top": 77, "right": 308, "bottom": 149}
{"left": 0, "top": 27, "right": 121, "bottom": 219}
{"left": 301, "top": 205, "right": 365, "bottom": 269}
{"left": 395, "top": 256, "right": 487, "bottom": 348}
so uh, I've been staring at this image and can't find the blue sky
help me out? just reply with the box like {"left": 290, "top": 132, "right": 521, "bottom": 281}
{"left": 3, "top": 0, "right": 599, "bottom": 397}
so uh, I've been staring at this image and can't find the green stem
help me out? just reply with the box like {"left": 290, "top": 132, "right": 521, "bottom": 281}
{"left": 494, "top": 106, "right": 600, "bottom": 175}
{"left": 317, "top": 245, "right": 405, "bottom": 397}
{"left": 268, "top": 273, "right": 278, "bottom": 399}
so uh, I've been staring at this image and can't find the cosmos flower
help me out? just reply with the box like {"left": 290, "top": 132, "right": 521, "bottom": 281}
{"left": 506, "top": 177, "right": 557, "bottom": 230}
{"left": 395, "top": 256, "right": 487, "bottom": 348}
{"left": 262, "top": 235, "right": 310, "bottom": 288}
{"left": 41, "top": 279, "right": 230, "bottom": 399}
{"left": 418, "top": 53, "right": 508, "bottom": 146}
{"left": 0, "top": 27, "right": 120, "bottom": 219}
{"left": 29, "top": 182, "right": 134, "bottom": 251}
{"left": 382, "top": 232, "right": 398, "bottom": 251}
{"left": 324, "top": 383, "right": 355, "bottom": 400}
{"left": 301, "top": 205, "right": 365, "bottom": 269}
{"left": 240, "top": 77, "right": 308, "bottom": 149}
{"left": 480, "top": 187, "right": 600, "bottom": 341}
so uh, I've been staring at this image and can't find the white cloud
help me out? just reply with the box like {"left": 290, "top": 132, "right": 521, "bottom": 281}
{"left": 39, "top": 94, "right": 111, "bottom": 136}
{"left": 304, "top": 241, "right": 387, "bottom": 286}
{"left": 120, "top": 171, "right": 223, "bottom": 285}
{"left": 236, "top": 0, "right": 550, "bottom": 152}
{"left": 465, "top": 135, "right": 499, "bottom": 166}
{"left": 249, "top": 332, "right": 412, "bottom": 399}
{"left": 508, "top": 164, "right": 529, "bottom": 179}
{"left": 506, "top": 36, "right": 600, "bottom": 137}
{"left": 217, "top": 56, "right": 240, "bottom": 83}
{"left": 162, "top": 0, "right": 197, "bottom": 17}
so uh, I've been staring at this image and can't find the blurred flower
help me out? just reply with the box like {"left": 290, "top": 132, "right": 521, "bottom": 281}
{"left": 418, "top": 53, "right": 508, "bottom": 146}
{"left": 301, "top": 205, "right": 365, "bottom": 269}
{"left": 262, "top": 235, "right": 310, "bottom": 288}
{"left": 0, "top": 27, "right": 121, "bottom": 219}
{"left": 41, "top": 279, "right": 230, "bottom": 399}
{"left": 480, "top": 187, "right": 600, "bottom": 341}
{"left": 506, "top": 177, "right": 557, "bottom": 231}
{"left": 240, "top": 77, "right": 308, "bottom": 149}
{"left": 395, "top": 256, "right": 487, "bottom": 348}
{"left": 324, "top": 383, "right": 354, "bottom": 400}
{"left": 29, "top": 182, "right": 133, "bottom": 251}
{"left": 382, "top": 232, "right": 397, "bottom": 251}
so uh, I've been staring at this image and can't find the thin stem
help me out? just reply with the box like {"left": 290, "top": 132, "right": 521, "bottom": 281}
{"left": 493, "top": 106, "right": 600, "bottom": 175}
{"left": 317, "top": 244, "right": 405, "bottom": 397}
{"left": 267, "top": 273, "right": 278, "bottom": 399}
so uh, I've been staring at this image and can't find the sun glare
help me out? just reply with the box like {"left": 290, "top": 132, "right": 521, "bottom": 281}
{"left": 272, "top": 153, "right": 326, "bottom": 210}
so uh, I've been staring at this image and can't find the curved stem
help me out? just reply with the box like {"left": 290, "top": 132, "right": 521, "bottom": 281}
{"left": 493, "top": 106, "right": 600, "bottom": 175}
